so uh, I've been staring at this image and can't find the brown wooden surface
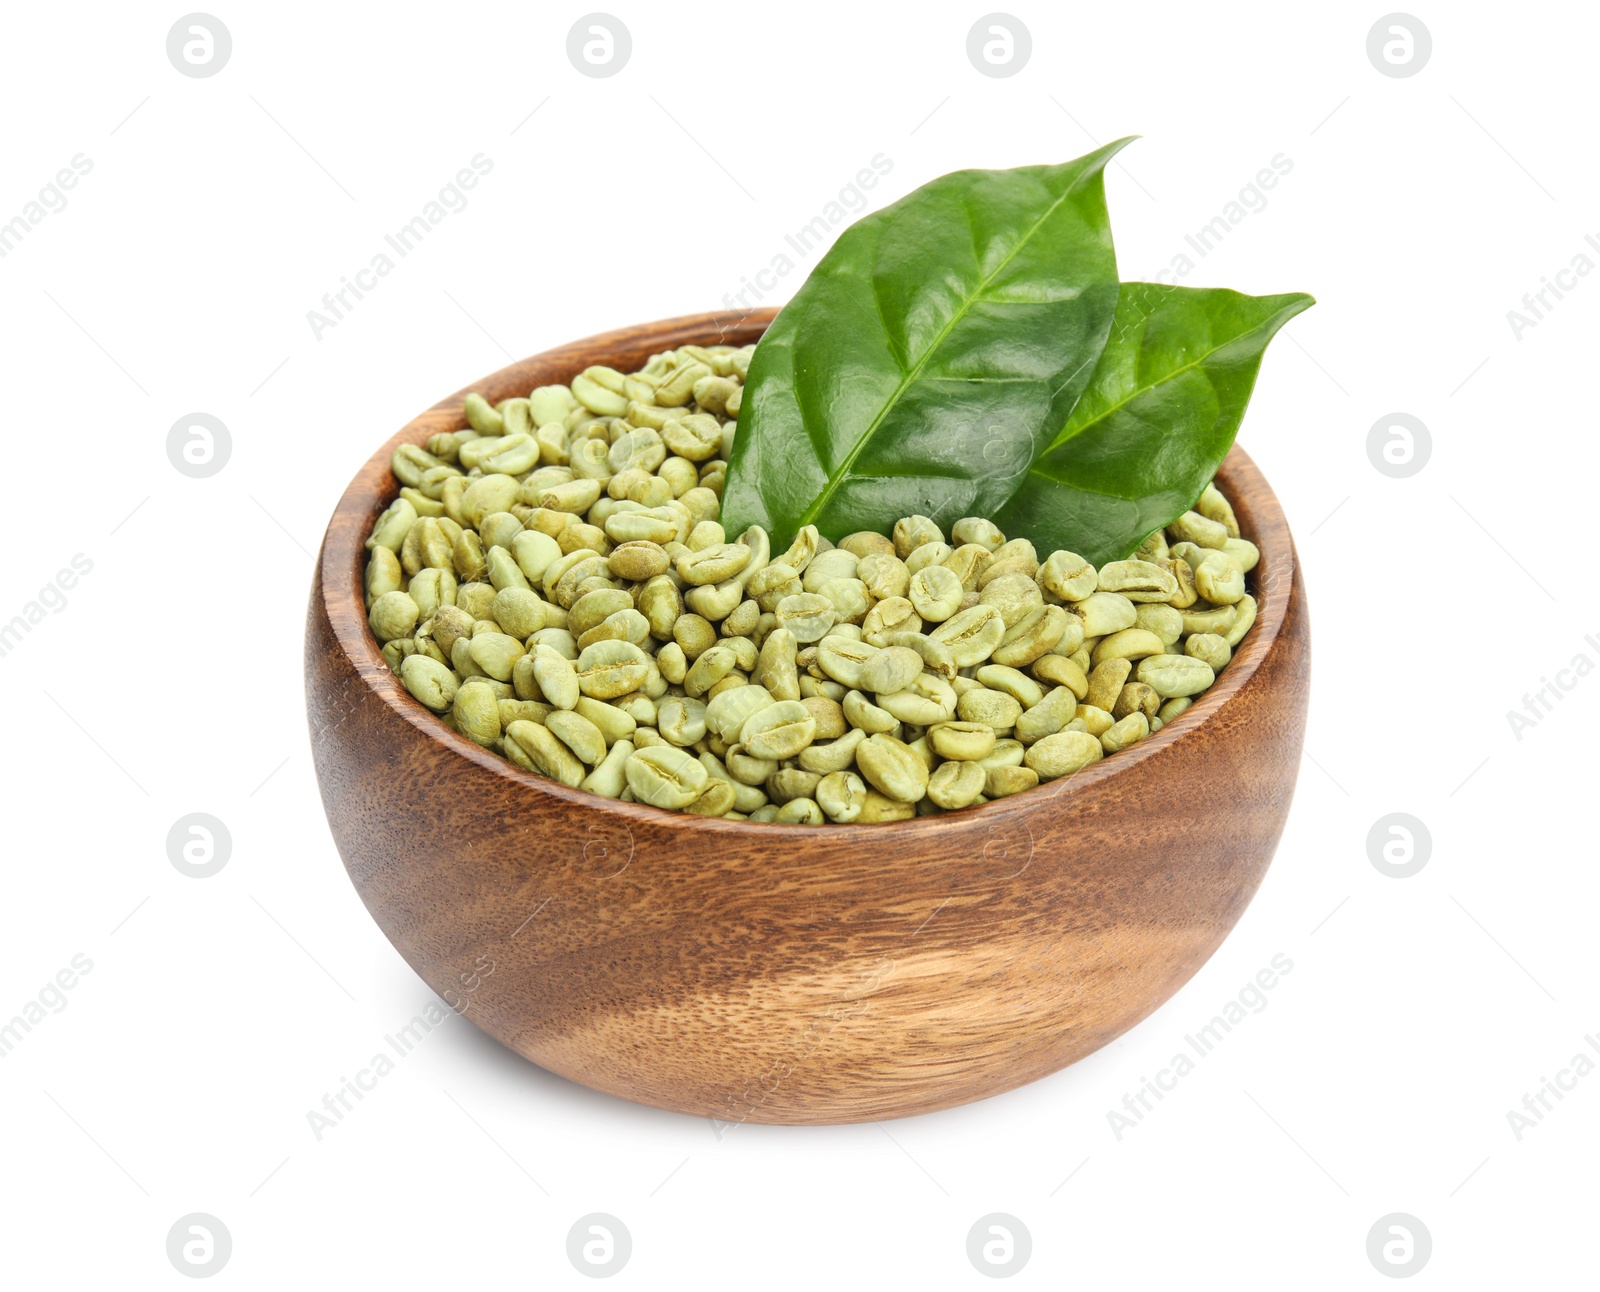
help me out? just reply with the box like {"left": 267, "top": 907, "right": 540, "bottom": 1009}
{"left": 303, "top": 308, "right": 1312, "bottom": 1125}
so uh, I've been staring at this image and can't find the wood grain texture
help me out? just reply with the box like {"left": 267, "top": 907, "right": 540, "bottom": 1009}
{"left": 304, "top": 308, "right": 1311, "bottom": 1125}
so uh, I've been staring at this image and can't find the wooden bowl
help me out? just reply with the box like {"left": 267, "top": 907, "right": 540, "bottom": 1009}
{"left": 305, "top": 308, "right": 1310, "bottom": 1125}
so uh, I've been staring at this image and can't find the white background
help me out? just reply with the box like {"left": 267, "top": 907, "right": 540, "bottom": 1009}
{"left": 1, "top": 2, "right": 1594, "bottom": 1286}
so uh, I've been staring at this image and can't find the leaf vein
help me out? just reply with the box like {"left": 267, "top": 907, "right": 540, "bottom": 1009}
{"left": 795, "top": 153, "right": 1122, "bottom": 530}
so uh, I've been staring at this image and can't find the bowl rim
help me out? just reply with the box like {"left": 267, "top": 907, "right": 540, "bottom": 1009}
{"left": 314, "top": 307, "right": 1300, "bottom": 835}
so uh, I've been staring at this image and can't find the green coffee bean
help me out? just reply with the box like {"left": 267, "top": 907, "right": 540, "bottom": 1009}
{"left": 1135, "top": 654, "right": 1216, "bottom": 698}
{"left": 817, "top": 577, "right": 869, "bottom": 624}
{"left": 430, "top": 605, "right": 474, "bottom": 658}
{"left": 367, "top": 497, "right": 418, "bottom": 553}
{"left": 926, "top": 760, "right": 986, "bottom": 810}
{"left": 1037, "top": 549, "right": 1096, "bottom": 601}
{"left": 816, "top": 770, "right": 868, "bottom": 822}
{"left": 775, "top": 797, "right": 824, "bottom": 824}
{"left": 625, "top": 744, "right": 708, "bottom": 808}
{"left": 410, "top": 569, "right": 458, "bottom": 621}
{"left": 365, "top": 548, "right": 403, "bottom": 608}
{"left": 684, "top": 643, "right": 737, "bottom": 698}
{"left": 484, "top": 547, "right": 532, "bottom": 597}
{"left": 725, "top": 743, "right": 778, "bottom": 786}
{"left": 504, "top": 719, "right": 585, "bottom": 786}
{"left": 1091, "top": 628, "right": 1167, "bottom": 665}
{"left": 991, "top": 604, "right": 1068, "bottom": 667}
{"left": 1075, "top": 704, "right": 1115, "bottom": 737}
{"left": 1014, "top": 686, "right": 1079, "bottom": 745}
{"left": 752, "top": 628, "right": 799, "bottom": 702}
{"left": 775, "top": 592, "right": 837, "bottom": 643}
{"left": 1224, "top": 594, "right": 1257, "bottom": 647}
{"left": 369, "top": 591, "right": 420, "bottom": 643}
{"left": 1134, "top": 602, "right": 1184, "bottom": 646}
{"left": 767, "top": 768, "right": 822, "bottom": 806}
{"left": 952, "top": 517, "right": 1004, "bottom": 551}
{"left": 463, "top": 392, "right": 504, "bottom": 435}
{"left": 929, "top": 604, "right": 1005, "bottom": 668}
{"left": 862, "top": 596, "right": 921, "bottom": 646}
{"left": 1166, "top": 541, "right": 1213, "bottom": 574}
{"left": 854, "top": 551, "right": 909, "bottom": 600}
{"left": 529, "top": 627, "right": 576, "bottom": 658}
{"left": 1194, "top": 553, "right": 1245, "bottom": 605}
{"left": 985, "top": 765, "right": 1039, "bottom": 798}
{"left": 815, "top": 635, "right": 878, "bottom": 688}
{"left": 578, "top": 609, "right": 650, "bottom": 651}
{"left": 1112, "top": 682, "right": 1160, "bottom": 721}
{"left": 500, "top": 697, "right": 554, "bottom": 724}
{"left": 908, "top": 564, "right": 964, "bottom": 622}
{"left": 532, "top": 645, "right": 579, "bottom": 710}
{"left": 568, "top": 587, "right": 632, "bottom": 639}
{"left": 1157, "top": 696, "right": 1192, "bottom": 725}
{"left": 480, "top": 433, "right": 540, "bottom": 475}
{"left": 576, "top": 639, "right": 652, "bottom": 699}
{"left": 1197, "top": 483, "right": 1239, "bottom": 537}
{"left": 988, "top": 537, "right": 1038, "bottom": 574}
{"left": 802, "top": 695, "right": 845, "bottom": 740}
{"left": 1100, "top": 711, "right": 1150, "bottom": 753}
{"left": 1180, "top": 604, "right": 1237, "bottom": 638}
{"left": 1095, "top": 559, "right": 1178, "bottom": 602}
{"left": 956, "top": 687, "right": 1022, "bottom": 731}
{"left": 569, "top": 695, "right": 633, "bottom": 745}
{"left": 877, "top": 672, "right": 957, "bottom": 725}
{"left": 856, "top": 645, "right": 922, "bottom": 695}
{"left": 571, "top": 371, "right": 629, "bottom": 417}
{"left": 580, "top": 739, "right": 634, "bottom": 798}
{"left": 400, "top": 654, "right": 458, "bottom": 711}
{"left": 657, "top": 696, "right": 708, "bottom": 747}
{"left": 856, "top": 733, "right": 929, "bottom": 803}
{"left": 893, "top": 515, "right": 942, "bottom": 558}
{"left": 698, "top": 752, "right": 768, "bottom": 812}
{"left": 740, "top": 700, "right": 816, "bottom": 760}
{"left": 655, "top": 360, "right": 712, "bottom": 407}
{"left": 799, "top": 676, "right": 845, "bottom": 702}
{"left": 904, "top": 542, "right": 952, "bottom": 577}
{"left": 546, "top": 709, "right": 607, "bottom": 765}
{"left": 842, "top": 689, "right": 899, "bottom": 735}
{"left": 462, "top": 474, "right": 521, "bottom": 527}
{"left": 1085, "top": 658, "right": 1133, "bottom": 711}
{"left": 1031, "top": 654, "right": 1088, "bottom": 700}
{"left": 1070, "top": 591, "right": 1137, "bottom": 637}
{"left": 468, "top": 632, "right": 525, "bottom": 682}
{"left": 929, "top": 721, "right": 997, "bottom": 761}
{"left": 1166, "top": 509, "right": 1229, "bottom": 548}
{"left": 613, "top": 693, "right": 657, "bottom": 727}
{"left": 392, "top": 442, "right": 443, "bottom": 488}
{"left": 1185, "top": 633, "right": 1231, "bottom": 671}
{"left": 487, "top": 587, "right": 544, "bottom": 638}
{"left": 973, "top": 664, "right": 1042, "bottom": 709}
{"left": 721, "top": 598, "right": 761, "bottom": 640}
{"left": 938, "top": 544, "right": 989, "bottom": 592}
{"left": 797, "top": 726, "right": 866, "bottom": 775}
{"left": 801, "top": 548, "right": 858, "bottom": 592}
{"left": 1222, "top": 537, "right": 1259, "bottom": 573}
{"left": 978, "top": 572, "right": 1043, "bottom": 628}
{"left": 1024, "top": 730, "right": 1103, "bottom": 780}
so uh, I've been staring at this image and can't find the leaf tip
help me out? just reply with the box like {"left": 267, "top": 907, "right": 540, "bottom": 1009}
{"left": 1281, "top": 291, "right": 1317, "bottom": 320}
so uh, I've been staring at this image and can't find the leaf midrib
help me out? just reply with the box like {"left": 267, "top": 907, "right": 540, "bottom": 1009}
{"left": 794, "top": 162, "right": 1113, "bottom": 531}
{"left": 1037, "top": 300, "right": 1305, "bottom": 465}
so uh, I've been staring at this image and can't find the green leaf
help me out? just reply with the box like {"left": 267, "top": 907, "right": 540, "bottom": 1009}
{"left": 721, "top": 139, "right": 1135, "bottom": 548}
{"left": 992, "top": 282, "right": 1315, "bottom": 565}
